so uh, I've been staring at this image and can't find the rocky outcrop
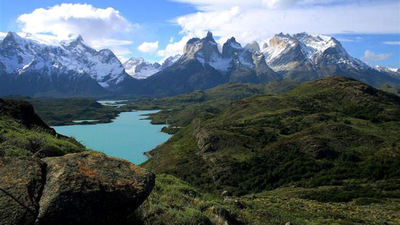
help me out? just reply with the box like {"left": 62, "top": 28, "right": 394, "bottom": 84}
{"left": 0, "top": 157, "right": 45, "bottom": 225}
{"left": 0, "top": 153, "right": 155, "bottom": 225}
{"left": 193, "top": 122, "right": 219, "bottom": 153}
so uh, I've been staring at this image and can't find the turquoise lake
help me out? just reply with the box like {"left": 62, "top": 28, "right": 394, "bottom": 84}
{"left": 53, "top": 110, "right": 171, "bottom": 165}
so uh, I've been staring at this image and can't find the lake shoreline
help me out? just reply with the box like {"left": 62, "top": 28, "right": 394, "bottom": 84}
{"left": 143, "top": 151, "right": 153, "bottom": 159}
{"left": 53, "top": 110, "right": 171, "bottom": 165}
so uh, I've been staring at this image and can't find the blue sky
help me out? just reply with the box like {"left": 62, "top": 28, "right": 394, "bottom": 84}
{"left": 0, "top": 0, "right": 399, "bottom": 67}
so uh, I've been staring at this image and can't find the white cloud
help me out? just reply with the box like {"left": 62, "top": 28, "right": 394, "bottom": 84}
{"left": 90, "top": 39, "right": 133, "bottom": 49}
{"left": 337, "top": 38, "right": 354, "bottom": 42}
{"left": 159, "top": 0, "right": 400, "bottom": 57}
{"left": 138, "top": 41, "right": 159, "bottom": 53}
{"left": 383, "top": 41, "right": 400, "bottom": 45}
{"left": 16, "top": 3, "right": 136, "bottom": 59}
{"left": 158, "top": 36, "right": 192, "bottom": 57}
{"left": 361, "top": 50, "right": 392, "bottom": 62}
{"left": 0, "top": 32, "right": 7, "bottom": 40}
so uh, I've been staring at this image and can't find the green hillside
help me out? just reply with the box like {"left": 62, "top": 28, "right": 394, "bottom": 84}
{"left": 0, "top": 98, "right": 87, "bottom": 157}
{"left": 129, "top": 81, "right": 298, "bottom": 133}
{"left": 143, "top": 76, "right": 400, "bottom": 195}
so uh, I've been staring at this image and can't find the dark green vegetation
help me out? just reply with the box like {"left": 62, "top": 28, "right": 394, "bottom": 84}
{"left": 6, "top": 96, "right": 122, "bottom": 126}
{"left": 132, "top": 76, "right": 400, "bottom": 224}
{"left": 0, "top": 98, "right": 87, "bottom": 157}
{"left": 143, "top": 76, "right": 400, "bottom": 195}
{"left": 129, "top": 81, "right": 298, "bottom": 133}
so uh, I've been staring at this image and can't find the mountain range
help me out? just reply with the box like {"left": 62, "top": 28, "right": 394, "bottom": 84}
{"left": 0, "top": 31, "right": 399, "bottom": 97}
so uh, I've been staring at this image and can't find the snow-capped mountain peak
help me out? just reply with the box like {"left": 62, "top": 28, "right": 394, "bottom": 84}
{"left": 222, "top": 37, "right": 242, "bottom": 57}
{"left": 161, "top": 54, "right": 181, "bottom": 69}
{"left": 375, "top": 65, "right": 400, "bottom": 79}
{"left": 222, "top": 37, "right": 255, "bottom": 69}
{"left": 181, "top": 31, "right": 231, "bottom": 71}
{"left": 261, "top": 32, "right": 368, "bottom": 73}
{"left": 2, "top": 32, "right": 26, "bottom": 46}
{"left": 376, "top": 65, "right": 400, "bottom": 73}
{"left": 123, "top": 57, "right": 161, "bottom": 79}
{"left": 0, "top": 32, "right": 128, "bottom": 88}
{"left": 183, "top": 32, "right": 219, "bottom": 60}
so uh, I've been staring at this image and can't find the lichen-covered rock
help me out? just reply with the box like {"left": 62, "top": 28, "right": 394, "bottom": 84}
{"left": 36, "top": 152, "right": 155, "bottom": 225}
{"left": 0, "top": 153, "right": 155, "bottom": 225}
{"left": 0, "top": 157, "right": 45, "bottom": 225}
{"left": 193, "top": 125, "right": 219, "bottom": 153}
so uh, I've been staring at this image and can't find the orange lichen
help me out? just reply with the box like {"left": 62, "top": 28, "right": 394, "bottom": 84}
{"left": 79, "top": 166, "right": 97, "bottom": 177}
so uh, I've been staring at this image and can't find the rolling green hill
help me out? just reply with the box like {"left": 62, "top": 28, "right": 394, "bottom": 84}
{"left": 129, "top": 81, "right": 298, "bottom": 133}
{"left": 143, "top": 76, "right": 400, "bottom": 195}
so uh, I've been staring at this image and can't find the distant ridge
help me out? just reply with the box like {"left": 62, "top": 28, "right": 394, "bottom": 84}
{"left": 0, "top": 31, "right": 399, "bottom": 97}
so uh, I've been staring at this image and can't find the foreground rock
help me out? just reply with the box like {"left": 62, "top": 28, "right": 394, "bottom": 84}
{"left": 0, "top": 157, "right": 45, "bottom": 225}
{"left": 0, "top": 153, "right": 155, "bottom": 225}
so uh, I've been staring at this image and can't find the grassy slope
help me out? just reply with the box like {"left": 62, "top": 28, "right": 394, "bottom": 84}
{"left": 380, "top": 84, "right": 400, "bottom": 96}
{"left": 143, "top": 77, "right": 400, "bottom": 195}
{"left": 128, "top": 81, "right": 298, "bottom": 133}
{"left": 133, "top": 174, "right": 400, "bottom": 225}
{"left": 0, "top": 99, "right": 87, "bottom": 157}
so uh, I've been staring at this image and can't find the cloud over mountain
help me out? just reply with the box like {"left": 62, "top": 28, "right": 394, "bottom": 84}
{"left": 16, "top": 3, "right": 137, "bottom": 59}
{"left": 160, "top": 0, "right": 400, "bottom": 58}
{"left": 138, "top": 41, "right": 159, "bottom": 53}
{"left": 362, "top": 50, "right": 392, "bottom": 62}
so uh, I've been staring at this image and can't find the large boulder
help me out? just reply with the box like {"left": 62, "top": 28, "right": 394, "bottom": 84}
{"left": 36, "top": 153, "right": 155, "bottom": 225}
{"left": 0, "top": 157, "right": 45, "bottom": 225}
{"left": 0, "top": 153, "right": 155, "bottom": 225}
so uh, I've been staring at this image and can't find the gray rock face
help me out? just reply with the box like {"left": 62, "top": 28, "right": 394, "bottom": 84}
{"left": 222, "top": 37, "right": 254, "bottom": 69}
{"left": 244, "top": 41, "right": 260, "bottom": 53}
{"left": 182, "top": 31, "right": 222, "bottom": 66}
{"left": 161, "top": 54, "right": 181, "bottom": 69}
{"left": 0, "top": 153, "right": 155, "bottom": 225}
{"left": 221, "top": 37, "right": 278, "bottom": 83}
